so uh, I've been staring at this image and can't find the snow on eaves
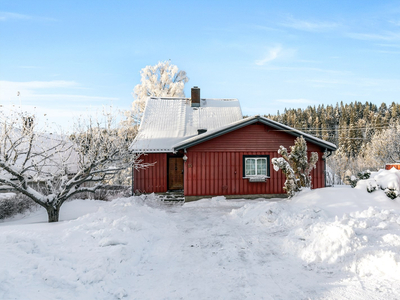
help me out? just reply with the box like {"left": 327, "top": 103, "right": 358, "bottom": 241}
{"left": 130, "top": 97, "right": 243, "bottom": 153}
{"left": 173, "top": 115, "right": 337, "bottom": 151}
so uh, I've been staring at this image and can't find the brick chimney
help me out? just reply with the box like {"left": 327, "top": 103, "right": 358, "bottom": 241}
{"left": 191, "top": 86, "right": 200, "bottom": 107}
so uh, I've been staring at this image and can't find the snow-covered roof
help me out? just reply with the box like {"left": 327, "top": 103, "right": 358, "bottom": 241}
{"left": 130, "top": 97, "right": 243, "bottom": 153}
{"left": 173, "top": 115, "right": 337, "bottom": 151}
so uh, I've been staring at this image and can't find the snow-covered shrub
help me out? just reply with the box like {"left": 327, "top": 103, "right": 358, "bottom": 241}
{"left": 358, "top": 171, "right": 371, "bottom": 180}
{"left": 366, "top": 180, "right": 378, "bottom": 193}
{"left": 94, "top": 186, "right": 131, "bottom": 201}
{"left": 384, "top": 188, "right": 398, "bottom": 200}
{"left": 0, "top": 193, "right": 37, "bottom": 220}
{"left": 356, "top": 168, "right": 400, "bottom": 200}
{"left": 272, "top": 136, "right": 318, "bottom": 198}
{"left": 272, "top": 156, "right": 298, "bottom": 197}
{"left": 347, "top": 175, "right": 359, "bottom": 188}
{"left": 347, "top": 171, "right": 371, "bottom": 188}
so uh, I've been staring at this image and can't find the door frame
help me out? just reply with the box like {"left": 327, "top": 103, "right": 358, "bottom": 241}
{"left": 167, "top": 153, "right": 184, "bottom": 191}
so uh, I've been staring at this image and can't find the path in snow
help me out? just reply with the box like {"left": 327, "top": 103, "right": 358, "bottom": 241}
{"left": 157, "top": 201, "right": 349, "bottom": 300}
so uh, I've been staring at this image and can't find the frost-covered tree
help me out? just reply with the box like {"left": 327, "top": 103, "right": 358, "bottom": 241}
{"left": 129, "top": 61, "right": 189, "bottom": 122}
{"left": 363, "top": 123, "right": 400, "bottom": 170}
{"left": 326, "top": 151, "right": 350, "bottom": 184}
{"left": 272, "top": 136, "right": 318, "bottom": 197}
{"left": 0, "top": 110, "right": 151, "bottom": 222}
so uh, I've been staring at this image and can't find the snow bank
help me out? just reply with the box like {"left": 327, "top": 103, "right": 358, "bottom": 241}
{"left": 2, "top": 185, "right": 400, "bottom": 299}
{"left": 355, "top": 168, "right": 400, "bottom": 198}
{"left": 230, "top": 185, "right": 400, "bottom": 282}
{"left": 0, "top": 196, "right": 173, "bottom": 300}
{"left": 371, "top": 168, "right": 400, "bottom": 190}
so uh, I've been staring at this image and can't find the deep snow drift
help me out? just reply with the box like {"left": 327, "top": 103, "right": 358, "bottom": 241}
{"left": 1, "top": 182, "right": 400, "bottom": 299}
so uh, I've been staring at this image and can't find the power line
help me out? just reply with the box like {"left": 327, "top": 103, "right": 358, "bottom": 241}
{"left": 271, "top": 125, "right": 393, "bottom": 133}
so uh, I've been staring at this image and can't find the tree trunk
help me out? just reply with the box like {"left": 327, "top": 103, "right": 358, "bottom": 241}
{"left": 46, "top": 206, "right": 60, "bottom": 223}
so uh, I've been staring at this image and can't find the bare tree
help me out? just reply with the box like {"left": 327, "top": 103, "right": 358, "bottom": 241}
{"left": 0, "top": 110, "right": 151, "bottom": 222}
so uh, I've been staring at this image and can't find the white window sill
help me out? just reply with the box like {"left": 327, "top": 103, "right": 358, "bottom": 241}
{"left": 243, "top": 176, "right": 270, "bottom": 182}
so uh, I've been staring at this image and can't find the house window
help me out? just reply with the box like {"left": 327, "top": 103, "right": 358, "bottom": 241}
{"left": 243, "top": 155, "right": 270, "bottom": 178}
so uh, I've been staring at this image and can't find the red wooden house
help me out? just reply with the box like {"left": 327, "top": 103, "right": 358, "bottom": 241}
{"left": 130, "top": 87, "right": 337, "bottom": 200}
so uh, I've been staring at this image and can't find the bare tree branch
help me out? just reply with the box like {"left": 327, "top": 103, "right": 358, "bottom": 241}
{"left": 0, "top": 109, "right": 151, "bottom": 222}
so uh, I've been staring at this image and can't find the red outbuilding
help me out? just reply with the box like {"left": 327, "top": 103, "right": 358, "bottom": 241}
{"left": 130, "top": 87, "right": 337, "bottom": 200}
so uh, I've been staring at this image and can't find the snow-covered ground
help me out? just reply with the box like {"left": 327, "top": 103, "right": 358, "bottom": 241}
{"left": 1, "top": 185, "right": 400, "bottom": 299}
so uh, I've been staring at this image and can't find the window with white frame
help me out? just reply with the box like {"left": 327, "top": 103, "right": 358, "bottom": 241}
{"left": 243, "top": 155, "right": 270, "bottom": 177}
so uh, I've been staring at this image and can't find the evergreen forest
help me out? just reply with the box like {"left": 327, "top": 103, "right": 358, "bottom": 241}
{"left": 266, "top": 101, "right": 400, "bottom": 183}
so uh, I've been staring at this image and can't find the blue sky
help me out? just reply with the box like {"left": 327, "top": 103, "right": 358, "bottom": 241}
{"left": 1, "top": 0, "right": 400, "bottom": 130}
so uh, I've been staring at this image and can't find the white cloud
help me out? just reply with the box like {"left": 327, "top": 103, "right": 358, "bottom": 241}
{"left": 376, "top": 43, "right": 400, "bottom": 48}
{"left": 306, "top": 77, "right": 400, "bottom": 91}
{"left": 0, "top": 80, "right": 79, "bottom": 101}
{"left": 0, "top": 80, "right": 122, "bottom": 132}
{"left": 0, "top": 12, "right": 31, "bottom": 21}
{"left": 255, "top": 46, "right": 282, "bottom": 66}
{"left": 0, "top": 11, "right": 56, "bottom": 22}
{"left": 0, "top": 80, "right": 77, "bottom": 89}
{"left": 262, "top": 66, "right": 349, "bottom": 75}
{"left": 250, "top": 24, "right": 283, "bottom": 32}
{"left": 280, "top": 16, "right": 339, "bottom": 32}
{"left": 389, "top": 20, "right": 400, "bottom": 26}
{"left": 376, "top": 50, "right": 400, "bottom": 54}
{"left": 30, "top": 94, "right": 119, "bottom": 102}
{"left": 347, "top": 31, "right": 400, "bottom": 41}
{"left": 0, "top": 104, "right": 119, "bottom": 133}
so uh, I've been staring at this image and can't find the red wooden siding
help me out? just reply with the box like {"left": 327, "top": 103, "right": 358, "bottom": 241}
{"left": 191, "top": 123, "right": 323, "bottom": 152}
{"left": 184, "top": 123, "right": 327, "bottom": 196}
{"left": 386, "top": 164, "right": 400, "bottom": 170}
{"left": 134, "top": 153, "right": 167, "bottom": 193}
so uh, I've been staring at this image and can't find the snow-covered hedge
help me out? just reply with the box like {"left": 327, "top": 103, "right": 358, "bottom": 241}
{"left": 355, "top": 168, "right": 400, "bottom": 200}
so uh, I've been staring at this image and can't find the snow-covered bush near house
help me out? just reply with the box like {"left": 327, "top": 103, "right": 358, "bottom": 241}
{"left": 346, "top": 170, "right": 371, "bottom": 188}
{"left": 1, "top": 187, "right": 400, "bottom": 299}
{"left": 272, "top": 136, "right": 318, "bottom": 197}
{"left": 356, "top": 168, "right": 400, "bottom": 199}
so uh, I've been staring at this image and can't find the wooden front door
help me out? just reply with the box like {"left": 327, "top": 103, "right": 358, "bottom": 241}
{"left": 168, "top": 157, "right": 184, "bottom": 190}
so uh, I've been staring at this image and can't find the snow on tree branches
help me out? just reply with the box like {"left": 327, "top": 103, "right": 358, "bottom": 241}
{"left": 0, "top": 109, "right": 152, "bottom": 222}
{"left": 129, "top": 61, "right": 189, "bottom": 122}
{"left": 272, "top": 136, "right": 318, "bottom": 198}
